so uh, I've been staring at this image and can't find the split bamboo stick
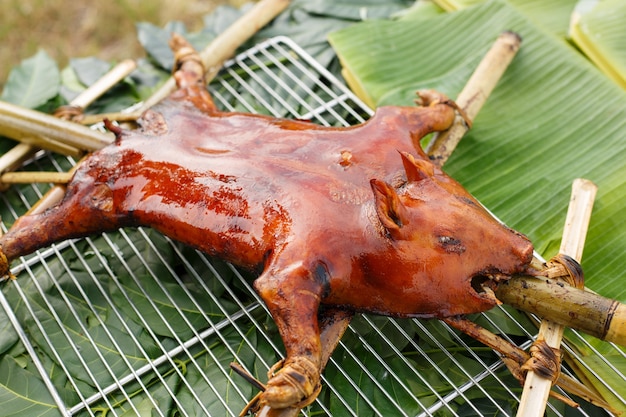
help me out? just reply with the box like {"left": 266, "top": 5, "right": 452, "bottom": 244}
{"left": 0, "top": 60, "right": 136, "bottom": 208}
{"left": 0, "top": 143, "right": 38, "bottom": 190}
{"left": 0, "top": 59, "right": 136, "bottom": 160}
{"left": 69, "top": 59, "right": 137, "bottom": 110}
{"left": 516, "top": 178, "right": 597, "bottom": 417}
{"left": 23, "top": 158, "right": 86, "bottom": 216}
{"left": 77, "top": 111, "right": 142, "bottom": 126}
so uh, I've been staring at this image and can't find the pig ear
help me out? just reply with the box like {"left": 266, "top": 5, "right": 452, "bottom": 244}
{"left": 399, "top": 151, "right": 434, "bottom": 182}
{"left": 370, "top": 179, "right": 409, "bottom": 239}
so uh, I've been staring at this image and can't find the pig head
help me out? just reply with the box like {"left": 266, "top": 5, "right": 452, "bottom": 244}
{"left": 316, "top": 151, "right": 534, "bottom": 319}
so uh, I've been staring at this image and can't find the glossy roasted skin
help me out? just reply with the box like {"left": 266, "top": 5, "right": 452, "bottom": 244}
{"left": 0, "top": 39, "right": 534, "bottom": 409}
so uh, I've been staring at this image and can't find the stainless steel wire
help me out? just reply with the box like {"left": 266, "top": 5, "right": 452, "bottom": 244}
{"left": 0, "top": 36, "right": 623, "bottom": 417}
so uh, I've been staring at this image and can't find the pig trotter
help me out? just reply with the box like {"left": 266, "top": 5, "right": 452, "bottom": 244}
{"left": 415, "top": 90, "right": 472, "bottom": 128}
{"left": 262, "top": 357, "right": 321, "bottom": 409}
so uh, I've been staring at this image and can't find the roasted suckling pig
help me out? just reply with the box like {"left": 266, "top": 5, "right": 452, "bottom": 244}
{"left": 0, "top": 37, "right": 535, "bottom": 409}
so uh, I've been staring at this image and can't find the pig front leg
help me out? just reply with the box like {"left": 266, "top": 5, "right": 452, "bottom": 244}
{"left": 253, "top": 261, "right": 329, "bottom": 409}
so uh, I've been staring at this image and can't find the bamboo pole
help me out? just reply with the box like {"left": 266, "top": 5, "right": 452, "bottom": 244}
{"left": 425, "top": 31, "right": 521, "bottom": 164}
{"left": 0, "top": 171, "right": 72, "bottom": 185}
{"left": 516, "top": 179, "right": 597, "bottom": 417}
{"left": 496, "top": 276, "right": 626, "bottom": 347}
{"left": 253, "top": 31, "right": 523, "bottom": 417}
{"left": 139, "top": 0, "right": 291, "bottom": 112}
{"left": 0, "top": 101, "right": 113, "bottom": 152}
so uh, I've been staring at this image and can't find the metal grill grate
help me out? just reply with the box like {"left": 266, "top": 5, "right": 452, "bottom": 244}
{"left": 0, "top": 36, "right": 623, "bottom": 417}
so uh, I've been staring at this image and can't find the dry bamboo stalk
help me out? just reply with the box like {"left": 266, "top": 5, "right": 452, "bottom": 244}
{"left": 0, "top": 171, "right": 72, "bottom": 185}
{"left": 253, "top": 31, "right": 523, "bottom": 417}
{"left": 69, "top": 59, "right": 137, "bottom": 110}
{"left": 0, "top": 143, "right": 38, "bottom": 187}
{"left": 516, "top": 178, "right": 597, "bottom": 417}
{"left": 139, "top": 0, "right": 291, "bottom": 112}
{"left": 425, "top": 31, "right": 521, "bottom": 165}
{"left": 0, "top": 59, "right": 138, "bottom": 170}
{"left": 0, "top": 110, "right": 83, "bottom": 157}
{"left": 27, "top": 186, "right": 67, "bottom": 216}
{"left": 0, "top": 101, "right": 113, "bottom": 152}
{"left": 23, "top": 158, "right": 86, "bottom": 216}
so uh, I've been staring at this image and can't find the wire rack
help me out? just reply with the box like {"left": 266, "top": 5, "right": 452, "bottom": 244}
{"left": 0, "top": 36, "right": 624, "bottom": 417}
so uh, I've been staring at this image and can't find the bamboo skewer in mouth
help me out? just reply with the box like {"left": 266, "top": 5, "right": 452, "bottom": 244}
{"left": 497, "top": 276, "right": 626, "bottom": 348}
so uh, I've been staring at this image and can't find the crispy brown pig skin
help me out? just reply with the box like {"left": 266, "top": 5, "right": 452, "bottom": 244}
{"left": 0, "top": 67, "right": 533, "bottom": 409}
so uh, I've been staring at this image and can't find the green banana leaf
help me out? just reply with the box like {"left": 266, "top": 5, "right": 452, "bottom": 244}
{"left": 570, "top": 0, "right": 626, "bottom": 89}
{"left": 436, "top": 0, "right": 626, "bottom": 88}
{"left": 433, "top": 0, "right": 579, "bottom": 38}
{"left": 328, "top": 0, "right": 626, "bottom": 411}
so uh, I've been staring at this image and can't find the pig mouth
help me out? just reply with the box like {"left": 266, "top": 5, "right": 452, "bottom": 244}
{"left": 469, "top": 270, "right": 514, "bottom": 304}
{"left": 469, "top": 252, "right": 539, "bottom": 304}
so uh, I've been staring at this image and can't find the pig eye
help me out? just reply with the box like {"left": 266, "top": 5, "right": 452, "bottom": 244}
{"left": 437, "top": 235, "right": 466, "bottom": 254}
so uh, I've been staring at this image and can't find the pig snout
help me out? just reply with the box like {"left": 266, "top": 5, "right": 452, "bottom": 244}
{"left": 467, "top": 225, "right": 534, "bottom": 305}
{"left": 494, "top": 227, "right": 534, "bottom": 275}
